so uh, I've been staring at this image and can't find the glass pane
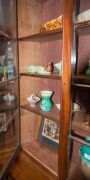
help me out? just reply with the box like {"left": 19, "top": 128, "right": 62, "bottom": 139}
{"left": 0, "top": 0, "right": 20, "bottom": 178}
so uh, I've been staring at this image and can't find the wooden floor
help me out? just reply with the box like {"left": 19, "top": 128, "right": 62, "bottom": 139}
{"left": 8, "top": 150, "right": 56, "bottom": 180}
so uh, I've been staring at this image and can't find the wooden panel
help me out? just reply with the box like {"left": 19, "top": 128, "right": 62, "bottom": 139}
{"left": 18, "top": 0, "right": 41, "bottom": 38}
{"left": 9, "top": 150, "right": 56, "bottom": 180}
{"left": 19, "top": 40, "right": 42, "bottom": 144}
{"left": 19, "top": 29, "right": 62, "bottom": 41}
{"left": 23, "top": 140, "right": 58, "bottom": 178}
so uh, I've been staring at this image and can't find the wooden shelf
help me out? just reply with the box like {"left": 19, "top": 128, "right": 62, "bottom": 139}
{"left": 0, "top": 26, "right": 12, "bottom": 40}
{"left": 20, "top": 72, "right": 61, "bottom": 80}
{"left": 72, "top": 112, "right": 90, "bottom": 137}
{"left": 0, "top": 77, "right": 18, "bottom": 86}
{"left": 0, "top": 101, "right": 17, "bottom": 112}
{"left": 72, "top": 75, "right": 90, "bottom": 87}
{"left": 75, "top": 20, "right": 90, "bottom": 35}
{"left": 0, "top": 110, "right": 18, "bottom": 133}
{"left": 23, "top": 140, "right": 58, "bottom": 178}
{"left": 19, "top": 28, "right": 62, "bottom": 41}
{"left": 21, "top": 103, "right": 60, "bottom": 123}
{"left": 0, "top": 89, "right": 10, "bottom": 96}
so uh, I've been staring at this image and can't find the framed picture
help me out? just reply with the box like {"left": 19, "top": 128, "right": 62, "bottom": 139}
{"left": 36, "top": 116, "right": 59, "bottom": 149}
{"left": 0, "top": 113, "right": 7, "bottom": 133}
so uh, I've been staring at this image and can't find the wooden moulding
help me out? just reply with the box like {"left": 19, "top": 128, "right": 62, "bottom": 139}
{"left": 23, "top": 140, "right": 58, "bottom": 179}
{"left": 75, "top": 20, "right": 90, "bottom": 35}
{"left": 21, "top": 103, "right": 60, "bottom": 123}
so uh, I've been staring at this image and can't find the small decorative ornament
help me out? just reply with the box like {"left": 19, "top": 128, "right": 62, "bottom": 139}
{"left": 27, "top": 62, "right": 53, "bottom": 75}
{"left": 2, "top": 93, "right": 16, "bottom": 104}
{"left": 40, "top": 90, "right": 53, "bottom": 112}
{"left": 73, "top": 103, "right": 80, "bottom": 112}
{"left": 54, "top": 62, "right": 62, "bottom": 75}
{"left": 27, "top": 94, "right": 41, "bottom": 107}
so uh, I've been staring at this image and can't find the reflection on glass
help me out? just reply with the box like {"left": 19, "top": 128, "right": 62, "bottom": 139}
{"left": 0, "top": 110, "right": 19, "bottom": 175}
{"left": 0, "top": 40, "right": 18, "bottom": 82}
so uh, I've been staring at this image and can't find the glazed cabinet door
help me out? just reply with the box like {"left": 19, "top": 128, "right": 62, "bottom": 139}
{"left": 0, "top": 0, "right": 20, "bottom": 179}
{"left": 69, "top": 0, "right": 90, "bottom": 179}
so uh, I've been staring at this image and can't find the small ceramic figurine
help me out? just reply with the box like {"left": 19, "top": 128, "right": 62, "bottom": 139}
{"left": 27, "top": 94, "right": 41, "bottom": 107}
{"left": 54, "top": 62, "right": 62, "bottom": 75}
{"left": 3, "top": 93, "right": 15, "bottom": 102}
{"left": 27, "top": 62, "right": 53, "bottom": 75}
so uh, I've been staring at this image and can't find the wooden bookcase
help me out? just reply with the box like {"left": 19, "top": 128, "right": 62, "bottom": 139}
{"left": 18, "top": 0, "right": 74, "bottom": 179}
{"left": 1, "top": 0, "right": 90, "bottom": 179}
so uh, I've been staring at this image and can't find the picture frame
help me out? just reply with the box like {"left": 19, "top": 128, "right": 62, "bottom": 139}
{"left": 36, "top": 116, "right": 59, "bottom": 149}
{"left": 0, "top": 113, "right": 7, "bottom": 133}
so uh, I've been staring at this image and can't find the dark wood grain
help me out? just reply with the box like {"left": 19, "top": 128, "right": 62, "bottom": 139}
{"left": 21, "top": 103, "right": 60, "bottom": 123}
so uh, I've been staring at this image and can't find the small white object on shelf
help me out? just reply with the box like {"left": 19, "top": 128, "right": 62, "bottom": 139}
{"left": 27, "top": 94, "right": 41, "bottom": 107}
{"left": 76, "top": 9, "right": 90, "bottom": 22}
{"left": 73, "top": 103, "right": 80, "bottom": 112}
{"left": 3, "top": 93, "right": 15, "bottom": 102}
{"left": 55, "top": 104, "right": 60, "bottom": 110}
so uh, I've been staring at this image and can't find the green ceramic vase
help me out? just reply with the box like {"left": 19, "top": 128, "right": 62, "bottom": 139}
{"left": 40, "top": 90, "right": 53, "bottom": 112}
{"left": 80, "top": 137, "right": 90, "bottom": 178}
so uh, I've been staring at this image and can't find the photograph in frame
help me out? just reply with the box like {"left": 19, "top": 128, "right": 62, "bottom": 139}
{"left": 38, "top": 117, "right": 59, "bottom": 149}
